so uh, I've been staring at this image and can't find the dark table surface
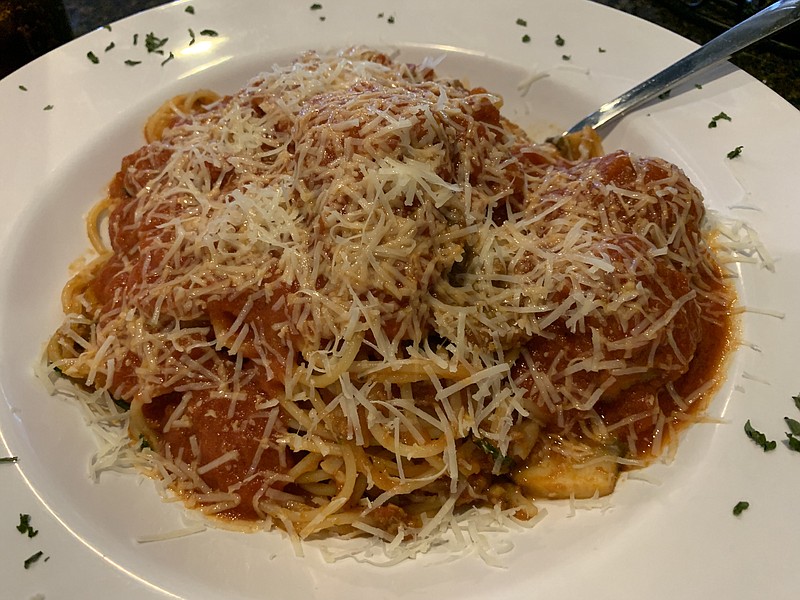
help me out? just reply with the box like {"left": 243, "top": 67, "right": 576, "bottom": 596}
{"left": 59, "top": 0, "right": 800, "bottom": 110}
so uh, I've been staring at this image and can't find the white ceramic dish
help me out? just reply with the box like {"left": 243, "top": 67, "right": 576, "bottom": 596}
{"left": 1, "top": 1, "right": 799, "bottom": 598}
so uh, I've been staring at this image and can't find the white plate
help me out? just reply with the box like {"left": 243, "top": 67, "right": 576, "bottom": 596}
{"left": 1, "top": 1, "right": 799, "bottom": 598}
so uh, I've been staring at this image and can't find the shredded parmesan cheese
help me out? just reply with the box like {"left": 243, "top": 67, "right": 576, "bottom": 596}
{"left": 43, "top": 47, "right": 755, "bottom": 563}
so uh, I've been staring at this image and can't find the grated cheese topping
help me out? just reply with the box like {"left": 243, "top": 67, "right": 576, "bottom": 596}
{"left": 46, "top": 47, "right": 741, "bottom": 559}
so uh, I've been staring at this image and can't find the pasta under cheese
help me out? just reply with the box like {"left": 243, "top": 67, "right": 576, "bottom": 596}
{"left": 46, "top": 48, "right": 736, "bottom": 552}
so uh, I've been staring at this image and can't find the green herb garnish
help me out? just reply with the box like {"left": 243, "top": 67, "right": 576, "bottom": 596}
{"left": 561, "top": 54, "right": 571, "bottom": 61}
{"left": 522, "top": 34, "right": 531, "bottom": 43}
{"left": 161, "top": 52, "right": 175, "bottom": 66}
{"left": 133, "top": 33, "right": 139, "bottom": 46}
{"left": 555, "top": 34, "right": 565, "bottom": 46}
{"left": 188, "top": 28, "right": 196, "bottom": 45}
{"left": 23, "top": 551, "right": 45, "bottom": 569}
{"left": 744, "top": 419, "right": 776, "bottom": 451}
{"left": 124, "top": 59, "right": 142, "bottom": 66}
{"left": 516, "top": 18, "right": 527, "bottom": 26}
{"left": 18, "top": 85, "right": 27, "bottom": 91}
{"left": 785, "top": 417, "right": 800, "bottom": 436}
{"left": 200, "top": 29, "right": 218, "bottom": 37}
{"left": 387, "top": 15, "right": 395, "bottom": 24}
{"left": 145, "top": 32, "right": 169, "bottom": 54}
{"left": 310, "top": 3, "right": 322, "bottom": 9}
{"left": 786, "top": 406, "right": 800, "bottom": 452}
{"left": 185, "top": 5, "right": 195, "bottom": 14}
{"left": 708, "top": 111, "right": 731, "bottom": 128}
{"left": 43, "top": 105, "right": 54, "bottom": 111}
{"left": 474, "top": 438, "right": 513, "bottom": 468}
{"left": 102, "top": 24, "right": 112, "bottom": 32}
{"left": 732, "top": 501, "right": 750, "bottom": 516}
{"left": 105, "top": 41, "right": 115, "bottom": 52}
{"left": 786, "top": 433, "right": 800, "bottom": 453}
{"left": 17, "top": 514, "right": 38, "bottom": 538}
{"left": 727, "top": 145, "right": 744, "bottom": 159}
{"left": 87, "top": 51, "right": 99, "bottom": 64}
{"left": 598, "top": 47, "right": 606, "bottom": 53}
{"left": 1, "top": 456, "right": 19, "bottom": 463}
{"left": 658, "top": 90, "right": 671, "bottom": 100}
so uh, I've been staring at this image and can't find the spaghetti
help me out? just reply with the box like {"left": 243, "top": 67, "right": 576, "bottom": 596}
{"left": 46, "top": 48, "right": 736, "bottom": 553}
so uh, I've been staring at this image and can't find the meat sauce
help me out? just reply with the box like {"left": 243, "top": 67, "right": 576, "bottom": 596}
{"left": 511, "top": 151, "right": 736, "bottom": 459}
{"left": 50, "top": 50, "right": 748, "bottom": 543}
{"left": 141, "top": 384, "right": 292, "bottom": 521}
{"left": 91, "top": 148, "right": 303, "bottom": 520}
{"left": 95, "top": 138, "right": 734, "bottom": 520}
{"left": 596, "top": 280, "right": 734, "bottom": 456}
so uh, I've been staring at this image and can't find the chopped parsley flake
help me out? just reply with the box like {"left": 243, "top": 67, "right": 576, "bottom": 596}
{"left": 786, "top": 400, "right": 800, "bottom": 452}
{"left": 1, "top": 456, "right": 19, "bottom": 463}
{"left": 124, "top": 59, "right": 142, "bottom": 66}
{"left": 189, "top": 28, "right": 196, "bottom": 45}
{"left": 105, "top": 41, "right": 115, "bottom": 52}
{"left": 474, "top": 438, "right": 513, "bottom": 468}
{"left": 161, "top": 52, "right": 175, "bottom": 66}
{"left": 727, "top": 145, "right": 744, "bottom": 159}
{"left": 785, "top": 417, "right": 800, "bottom": 436}
{"left": 708, "top": 111, "right": 732, "bottom": 128}
{"left": 516, "top": 18, "right": 527, "bottom": 26}
{"left": 310, "top": 3, "right": 322, "bottom": 9}
{"left": 562, "top": 54, "right": 571, "bottom": 61}
{"left": 133, "top": 33, "right": 139, "bottom": 46}
{"left": 185, "top": 5, "right": 195, "bottom": 13}
{"left": 732, "top": 501, "right": 750, "bottom": 516}
{"left": 200, "top": 29, "right": 218, "bottom": 37}
{"left": 555, "top": 34, "right": 565, "bottom": 46}
{"left": 87, "top": 51, "right": 99, "bottom": 64}
{"left": 17, "top": 514, "right": 38, "bottom": 538}
{"left": 24, "top": 551, "right": 45, "bottom": 569}
{"left": 658, "top": 90, "right": 671, "bottom": 100}
{"left": 43, "top": 105, "right": 54, "bottom": 111}
{"left": 18, "top": 85, "right": 27, "bottom": 91}
{"left": 145, "top": 32, "right": 169, "bottom": 53}
{"left": 387, "top": 15, "right": 395, "bottom": 23}
{"left": 744, "top": 419, "right": 776, "bottom": 451}
{"left": 102, "top": 24, "right": 112, "bottom": 31}
{"left": 598, "top": 47, "right": 606, "bottom": 53}
{"left": 522, "top": 34, "right": 531, "bottom": 43}
{"left": 695, "top": 83, "right": 703, "bottom": 89}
